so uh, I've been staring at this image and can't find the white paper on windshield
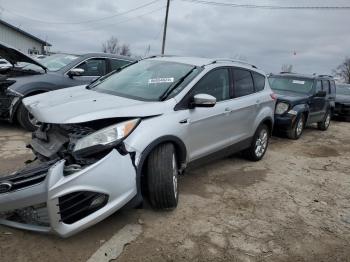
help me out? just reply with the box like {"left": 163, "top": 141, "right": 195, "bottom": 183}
{"left": 292, "top": 80, "right": 305, "bottom": 85}
{"left": 148, "top": 77, "right": 174, "bottom": 84}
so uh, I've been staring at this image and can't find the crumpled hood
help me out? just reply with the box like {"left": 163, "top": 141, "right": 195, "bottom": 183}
{"left": 0, "top": 41, "right": 47, "bottom": 70}
{"left": 22, "top": 85, "right": 172, "bottom": 124}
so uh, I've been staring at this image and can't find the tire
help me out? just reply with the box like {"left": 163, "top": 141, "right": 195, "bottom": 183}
{"left": 317, "top": 110, "right": 331, "bottom": 131}
{"left": 287, "top": 114, "right": 305, "bottom": 140}
{"left": 243, "top": 124, "right": 270, "bottom": 161}
{"left": 16, "top": 102, "right": 40, "bottom": 131}
{"left": 147, "top": 143, "right": 178, "bottom": 209}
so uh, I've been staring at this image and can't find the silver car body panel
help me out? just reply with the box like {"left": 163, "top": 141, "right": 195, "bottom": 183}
{"left": 2, "top": 56, "right": 275, "bottom": 237}
{"left": 0, "top": 150, "right": 136, "bottom": 237}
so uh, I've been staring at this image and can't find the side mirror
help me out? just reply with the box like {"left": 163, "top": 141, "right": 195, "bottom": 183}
{"left": 315, "top": 90, "right": 326, "bottom": 97}
{"left": 68, "top": 68, "right": 85, "bottom": 78}
{"left": 191, "top": 94, "right": 216, "bottom": 108}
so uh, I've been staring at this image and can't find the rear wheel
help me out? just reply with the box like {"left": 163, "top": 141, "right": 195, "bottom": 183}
{"left": 147, "top": 143, "right": 178, "bottom": 209}
{"left": 287, "top": 114, "right": 305, "bottom": 140}
{"left": 16, "top": 102, "right": 40, "bottom": 131}
{"left": 317, "top": 110, "right": 331, "bottom": 131}
{"left": 243, "top": 124, "right": 270, "bottom": 161}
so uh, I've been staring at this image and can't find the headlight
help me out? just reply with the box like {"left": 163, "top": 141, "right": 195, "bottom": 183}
{"left": 74, "top": 118, "right": 140, "bottom": 152}
{"left": 275, "top": 102, "right": 289, "bottom": 115}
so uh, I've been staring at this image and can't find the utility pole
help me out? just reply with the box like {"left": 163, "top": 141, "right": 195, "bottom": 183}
{"left": 161, "top": 0, "right": 171, "bottom": 55}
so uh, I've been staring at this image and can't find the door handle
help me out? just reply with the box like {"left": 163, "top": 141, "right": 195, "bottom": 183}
{"left": 225, "top": 107, "right": 231, "bottom": 112}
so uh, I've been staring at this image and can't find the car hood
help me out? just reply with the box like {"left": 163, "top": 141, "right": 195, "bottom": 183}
{"left": 22, "top": 85, "right": 171, "bottom": 124}
{"left": 273, "top": 89, "right": 310, "bottom": 103}
{"left": 336, "top": 94, "right": 350, "bottom": 104}
{"left": 0, "top": 41, "right": 47, "bottom": 70}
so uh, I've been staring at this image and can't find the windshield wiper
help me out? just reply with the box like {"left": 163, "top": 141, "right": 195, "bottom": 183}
{"left": 159, "top": 66, "right": 197, "bottom": 101}
{"left": 86, "top": 60, "right": 139, "bottom": 90}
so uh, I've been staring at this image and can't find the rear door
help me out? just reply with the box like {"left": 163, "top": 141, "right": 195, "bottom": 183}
{"left": 186, "top": 67, "right": 234, "bottom": 161}
{"left": 230, "top": 68, "right": 258, "bottom": 140}
{"left": 109, "top": 58, "right": 131, "bottom": 71}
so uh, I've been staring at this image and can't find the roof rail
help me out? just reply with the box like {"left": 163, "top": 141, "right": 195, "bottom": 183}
{"left": 209, "top": 58, "right": 257, "bottom": 69}
{"left": 318, "top": 74, "right": 333, "bottom": 78}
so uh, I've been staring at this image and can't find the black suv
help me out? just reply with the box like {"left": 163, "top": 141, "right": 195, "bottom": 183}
{"left": 268, "top": 73, "right": 335, "bottom": 139}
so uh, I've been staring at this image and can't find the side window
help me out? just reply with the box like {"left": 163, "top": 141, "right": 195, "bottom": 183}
{"left": 252, "top": 72, "right": 265, "bottom": 92}
{"left": 76, "top": 58, "right": 107, "bottom": 76}
{"left": 192, "top": 68, "right": 230, "bottom": 102}
{"left": 110, "top": 59, "right": 130, "bottom": 71}
{"left": 322, "top": 80, "right": 330, "bottom": 94}
{"left": 330, "top": 80, "right": 336, "bottom": 94}
{"left": 233, "top": 69, "right": 254, "bottom": 97}
{"left": 315, "top": 80, "right": 322, "bottom": 93}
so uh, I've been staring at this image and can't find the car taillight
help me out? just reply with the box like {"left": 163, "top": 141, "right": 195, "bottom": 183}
{"left": 270, "top": 93, "right": 277, "bottom": 100}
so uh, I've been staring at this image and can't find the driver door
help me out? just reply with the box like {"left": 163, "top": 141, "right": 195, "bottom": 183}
{"left": 67, "top": 58, "right": 107, "bottom": 85}
{"left": 185, "top": 68, "right": 234, "bottom": 161}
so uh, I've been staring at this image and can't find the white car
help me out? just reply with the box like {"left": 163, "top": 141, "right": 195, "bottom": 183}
{"left": 0, "top": 58, "right": 12, "bottom": 70}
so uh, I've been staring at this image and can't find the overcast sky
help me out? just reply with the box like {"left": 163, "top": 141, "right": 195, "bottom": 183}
{"left": 0, "top": 0, "right": 349, "bottom": 74}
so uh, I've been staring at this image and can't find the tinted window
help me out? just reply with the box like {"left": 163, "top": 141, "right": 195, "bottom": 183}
{"left": 233, "top": 69, "right": 254, "bottom": 97}
{"left": 192, "top": 68, "right": 230, "bottom": 102}
{"left": 315, "top": 80, "right": 322, "bottom": 93}
{"left": 322, "top": 80, "right": 330, "bottom": 94}
{"left": 77, "top": 58, "right": 107, "bottom": 76}
{"left": 110, "top": 59, "right": 130, "bottom": 71}
{"left": 252, "top": 72, "right": 265, "bottom": 92}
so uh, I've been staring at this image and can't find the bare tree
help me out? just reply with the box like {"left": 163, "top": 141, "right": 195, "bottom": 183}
{"left": 119, "top": 44, "right": 131, "bottom": 57}
{"left": 281, "top": 64, "right": 293, "bottom": 73}
{"left": 333, "top": 57, "right": 350, "bottom": 84}
{"left": 102, "top": 36, "right": 120, "bottom": 54}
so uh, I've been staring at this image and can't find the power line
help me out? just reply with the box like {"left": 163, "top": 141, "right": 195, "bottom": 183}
{"left": 2, "top": 0, "right": 160, "bottom": 25}
{"left": 179, "top": 0, "right": 350, "bottom": 10}
{"left": 63, "top": 5, "right": 166, "bottom": 33}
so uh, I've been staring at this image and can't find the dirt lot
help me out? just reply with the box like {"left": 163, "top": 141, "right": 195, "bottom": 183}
{"left": 0, "top": 120, "right": 349, "bottom": 262}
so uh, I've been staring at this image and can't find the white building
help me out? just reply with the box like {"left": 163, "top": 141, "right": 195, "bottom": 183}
{"left": 0, "top": 19, "right": 51, "bottom": 55}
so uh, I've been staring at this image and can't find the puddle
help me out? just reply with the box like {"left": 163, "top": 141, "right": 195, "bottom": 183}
{"left": 302, "top": 145, "right": 340, "bottom": 158}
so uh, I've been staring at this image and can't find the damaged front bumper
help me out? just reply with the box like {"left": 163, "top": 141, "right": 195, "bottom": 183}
{"left": 0, "top": 149, "right": 137, "bottom": 238}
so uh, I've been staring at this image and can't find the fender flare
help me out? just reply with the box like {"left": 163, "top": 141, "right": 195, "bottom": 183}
{"left": 291, "top": 104, "right": 310, "bottom": 123}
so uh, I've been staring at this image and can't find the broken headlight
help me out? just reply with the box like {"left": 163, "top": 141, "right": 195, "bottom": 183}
{"left": 73, "top": 118, "right": 140, "bottom": 152}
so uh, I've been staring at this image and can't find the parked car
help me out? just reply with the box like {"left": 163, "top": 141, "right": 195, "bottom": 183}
{"left": 0, "top": 56, "right": 275, "bottom": 237}
{"left": 0, "top": 41, "right": 135, "bottom": 130}
{"left": 0, "top": 58, "right": 12, "bottom": 70}
{"left": 334, "top": 83, "right": 350, "bottom": 118}
{"left": 268, "top": 73, "right": 335, "bottom": 139}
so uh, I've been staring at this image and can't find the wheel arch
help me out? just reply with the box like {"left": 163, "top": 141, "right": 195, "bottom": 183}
{"left": 135, "top": 135, "right": 187, "bottom": 198}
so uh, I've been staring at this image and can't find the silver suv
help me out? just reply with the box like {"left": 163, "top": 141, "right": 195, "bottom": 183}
{"left": 0, "top": 56, "right": 276, "bottom": 237}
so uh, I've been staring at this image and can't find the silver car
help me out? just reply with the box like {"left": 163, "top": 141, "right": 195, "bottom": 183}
{"left": 0, "top": 56, "right": 276, "bottom": 237}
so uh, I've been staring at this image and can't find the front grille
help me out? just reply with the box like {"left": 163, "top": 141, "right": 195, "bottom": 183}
{"left": 58, "top": 191, "right": 108, "bottom": 224}
{"left": 0, "top": 160, "right": 56, "bottom": 194}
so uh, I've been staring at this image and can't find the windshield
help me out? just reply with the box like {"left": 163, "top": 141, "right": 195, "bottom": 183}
{"left": 23, "top": 54, "right": 79, "bottom": 72}
{"left": 337, "top": 84, "right": 350, "bottom": 95}
{"left": 268, "top": 76, "right": 314, "bottom": 94}
{"left": 92, "top": 60, "right": 201, "bottom": 101}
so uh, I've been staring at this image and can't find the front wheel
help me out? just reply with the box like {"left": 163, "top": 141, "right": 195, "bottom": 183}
{"left": 287, "top": 114, "right": 305, "bottom": 140}
{"left": 243, "top": 124, "right": 270, "bottom": 161}
{"left": 317, "top": 110, "right": 331, "bottom": 131}
{"left": 16, "top": 103, "right": 40, "bottom": 131}
{"left": 147, "top": 143, "right": 178, "bottom": 209}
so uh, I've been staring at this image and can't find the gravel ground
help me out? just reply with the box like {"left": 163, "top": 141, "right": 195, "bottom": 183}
{"left": 0, "top": 120, "right": 349, "bottom": 262}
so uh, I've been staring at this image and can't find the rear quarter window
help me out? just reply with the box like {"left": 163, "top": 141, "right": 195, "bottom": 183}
{"left": 252, "top": 72, "right": 265, "bottom": 92}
